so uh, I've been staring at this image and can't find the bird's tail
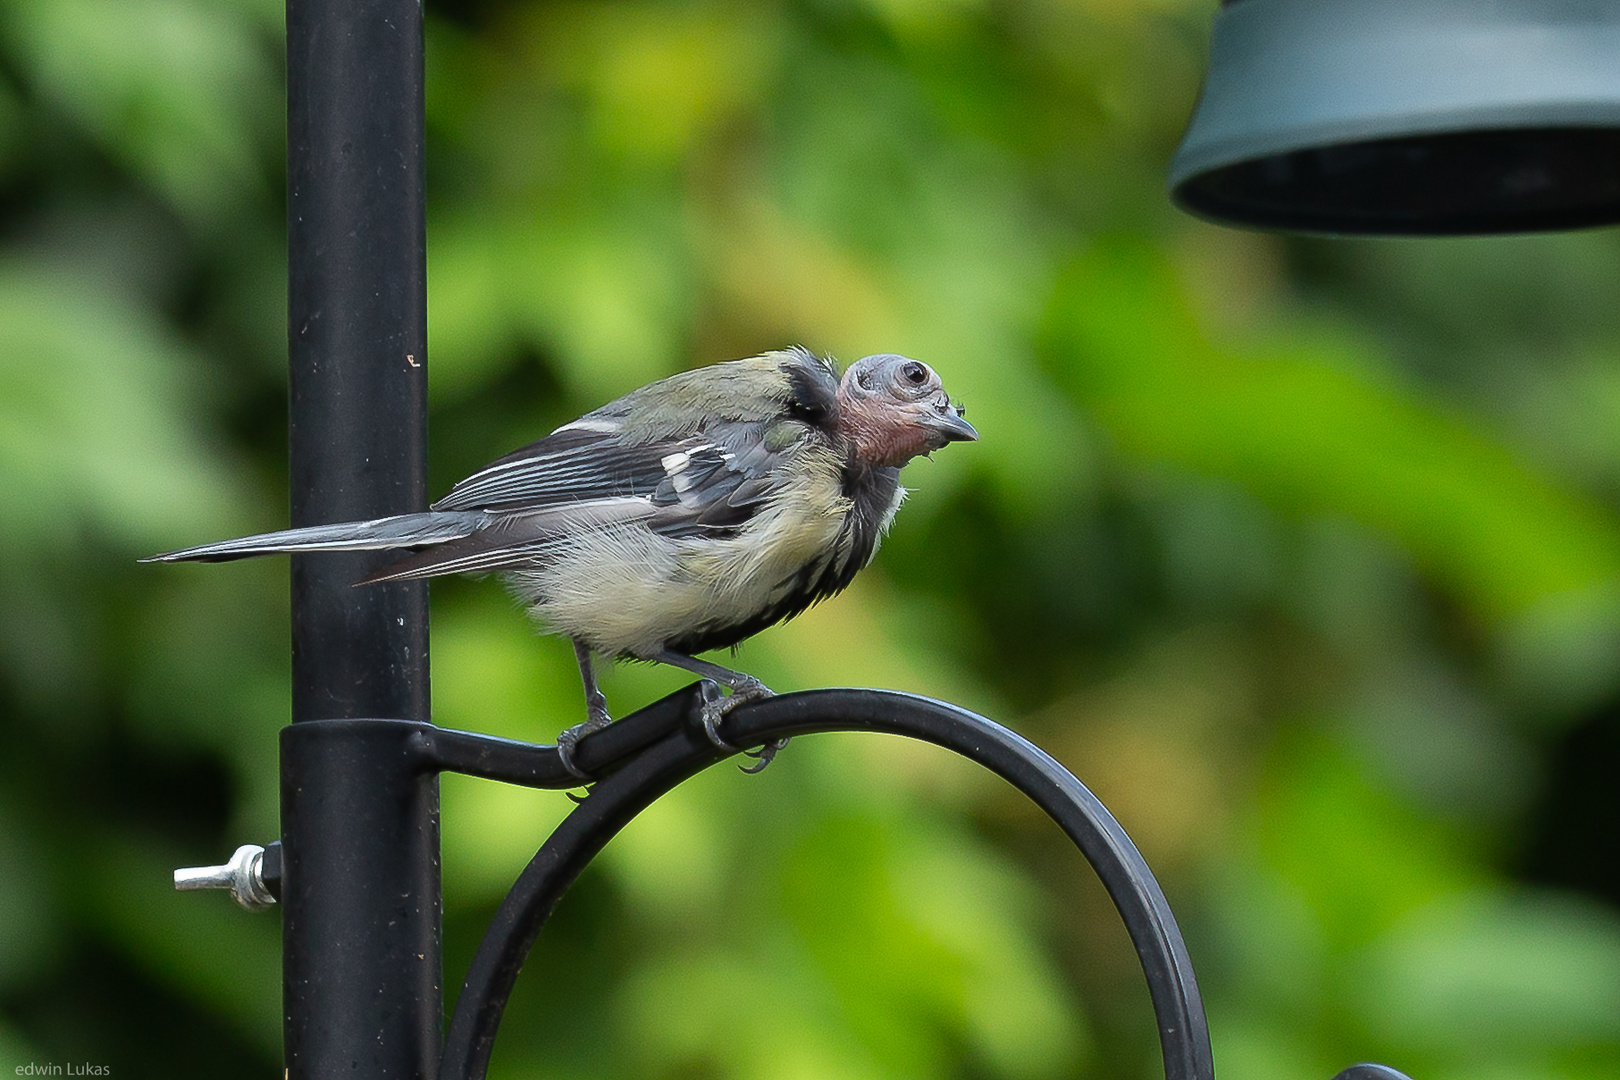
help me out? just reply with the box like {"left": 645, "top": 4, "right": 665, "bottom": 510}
{"left": 140, "top": 511, "right": 487, "bottom": 564}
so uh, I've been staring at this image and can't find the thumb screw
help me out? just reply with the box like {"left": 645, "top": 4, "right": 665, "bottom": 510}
{"left": 174, "top": 843, "right": 278, "bottom": 912}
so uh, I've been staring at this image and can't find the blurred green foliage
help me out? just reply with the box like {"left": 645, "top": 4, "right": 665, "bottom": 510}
{"left": 3, "top": 0, "right": 1620, "bottom": 1078}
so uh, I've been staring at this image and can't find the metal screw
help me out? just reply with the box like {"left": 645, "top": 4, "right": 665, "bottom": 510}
{"left": 174, "top": 843, "right": 277, "bottom": 911}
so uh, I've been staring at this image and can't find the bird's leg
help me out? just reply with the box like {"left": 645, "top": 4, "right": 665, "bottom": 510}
{"left": 652, "top": 650, "right": 787, "bottom": 772}
{"left": 556, "top": 640, "right": 613, "bottom": 780}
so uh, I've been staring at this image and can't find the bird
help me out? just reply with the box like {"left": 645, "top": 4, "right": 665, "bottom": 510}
{"left": 145, "top": 347, "right": 978, "bottom": 776}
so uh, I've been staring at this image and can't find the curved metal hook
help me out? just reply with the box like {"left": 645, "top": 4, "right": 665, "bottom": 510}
{"left": 437, "top": 686, "right": 1213, "bottom": 1080}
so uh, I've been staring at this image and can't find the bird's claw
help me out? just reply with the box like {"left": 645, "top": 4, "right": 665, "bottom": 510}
{"left": 739, "top": 738, "right": 790, "bottom": 773}
{"left": 556, "top": 707, "right": 612, "bottom": 781}
{"left": 696, "top": 678, "right": 785, "bottom": 771}
{"left": 696, "top": 681, "right": 741, "bottom": 752}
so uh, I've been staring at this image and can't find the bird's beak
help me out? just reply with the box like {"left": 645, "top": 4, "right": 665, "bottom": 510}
{"left": 922, "top": 407, "right": 979, "bottom": 443}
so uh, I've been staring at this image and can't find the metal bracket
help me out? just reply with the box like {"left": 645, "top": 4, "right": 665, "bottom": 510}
{"left": 405, "top": 684, "right": 1416, "bottom": 1080}
{"left": 250, "top": 684, "right": 1416, "bottom": 1080}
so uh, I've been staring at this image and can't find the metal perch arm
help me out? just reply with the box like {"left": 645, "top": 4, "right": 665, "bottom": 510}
{"left": 402, "top": 685, "right": 1413, "bottom": 1080}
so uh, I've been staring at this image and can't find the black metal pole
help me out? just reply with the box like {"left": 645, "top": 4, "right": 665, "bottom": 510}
{"left": 283, "top": 0, "right": 438, "bottom": 1076}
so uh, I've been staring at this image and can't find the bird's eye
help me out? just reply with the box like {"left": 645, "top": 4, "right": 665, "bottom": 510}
{"left": 900, "top": 361, "right": 928, "bottom": 385}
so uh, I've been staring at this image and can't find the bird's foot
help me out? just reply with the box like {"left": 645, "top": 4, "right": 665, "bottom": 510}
{"left": 556, "top": 703, "right": 613, "bottom": 781}
{"left": 696, "top": 678, "right": 786, "bottom": 771}
{"left": 739, "top": 737, "right": 791, "bottom": 774}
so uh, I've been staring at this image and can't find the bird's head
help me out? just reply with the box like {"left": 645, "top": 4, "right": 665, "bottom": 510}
{"left": 836, "top": 354, "right": 978, "bottom": 468}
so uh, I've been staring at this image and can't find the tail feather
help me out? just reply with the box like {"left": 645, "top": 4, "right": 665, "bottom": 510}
{"left": 141, "top": 511, "right": 488, "bottom": 564}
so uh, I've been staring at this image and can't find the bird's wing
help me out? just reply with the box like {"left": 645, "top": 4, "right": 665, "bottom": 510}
{"left": 432, "top": 347, "right": 839, "bottom": 514}
{"left": 643, "top": 427, "right": 786, "bottom": 535}
{"left": 431, "top": 426, "right": 667, "bottom": 512}
{"left": 365, "top": 422, "right": 808, "bottom": 583}
{"left": 372, "top": 349, "right": 843, "bottom": 583}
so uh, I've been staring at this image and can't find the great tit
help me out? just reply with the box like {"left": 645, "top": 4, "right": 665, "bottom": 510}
{"left": 146, "top": 347, "right": 978, "bottom": 775}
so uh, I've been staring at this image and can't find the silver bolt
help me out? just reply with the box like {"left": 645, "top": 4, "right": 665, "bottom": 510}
{"left": 174, "top": 844, "right": 276, "bottom": 911}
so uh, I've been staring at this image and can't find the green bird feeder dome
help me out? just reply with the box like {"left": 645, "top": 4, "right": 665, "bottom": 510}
{"left": 1170, "top": 0, "right": 1620, "bottom": 235}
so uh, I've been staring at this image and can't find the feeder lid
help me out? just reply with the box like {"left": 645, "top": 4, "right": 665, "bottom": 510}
{"left": 1169, "top": 0, "right": 1620, "bottom": 235}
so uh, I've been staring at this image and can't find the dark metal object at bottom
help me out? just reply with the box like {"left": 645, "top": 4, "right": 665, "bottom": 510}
{"left": 438, "top": 687, "right": 1202, "bottom": 1078}
{"left": 249, "top": 687, "right": 1413, "bottom": 1079}
{"left": 321, "top": 684, "right": 1411, "bottom": 1080}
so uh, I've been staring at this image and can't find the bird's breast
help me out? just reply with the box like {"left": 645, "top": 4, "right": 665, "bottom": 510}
{"left": 515, "top": 447, "right": 855, "bottom": 658}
